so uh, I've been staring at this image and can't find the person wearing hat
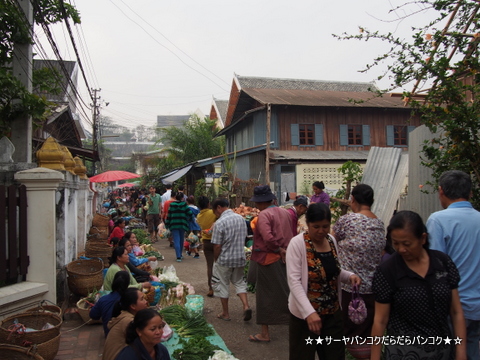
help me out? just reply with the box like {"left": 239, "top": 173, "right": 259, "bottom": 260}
{"left": 286, "top": 195, "right": 308, "bottom": 236}
{"left": 248, "top": 185, "right": 294, "bottom": 343}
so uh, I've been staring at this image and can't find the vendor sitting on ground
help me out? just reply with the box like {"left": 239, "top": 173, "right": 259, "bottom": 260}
{"left": 104, "top": 246, "right": 151, "bottom": 292}
{"left": 90, "top": 270, "right": 130, "bottom": 337}
{"left": 119, "top": 233, "right": 156, "bottom": 267}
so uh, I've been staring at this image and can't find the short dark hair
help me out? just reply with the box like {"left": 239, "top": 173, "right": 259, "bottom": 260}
{"left": 312, "top": 181, "right": 325, "bottom": 190}
{"left": 178, "top": 185, "right": 185, "bottom": 191}
{"left": 109, "top": 246, "right": 126, "bottom": 265}
{"left": 305, "top": 203, "right": 331, "bottom": 223}
{"left": 387, "top": 210, "right": 429, "bottom": 249}
{"left": 439, "top": 170, "right": 471, "bottom": 200}
{"left": 170, "top": 191, "right": 177, "bottom": 198}
{"left": 125, "top": 308, "right": 162, "bottom": 344}
{"left": 187, "top": 195, "right": 195, "bottom": 205}
{"left": 351, "top": 184, "right": 374, "bottom": 207}
{"left": 111, "top": 271, "right": 130, "bottom": 294}
{"left": 198, "top": 196, "right": 210, "bottom": 210}
{"left": 175, "top": 192, "right": 184, "bottom": 201}
{"left": 112, "top": 288, "right": 141, "bottom": 318}
{"left": 212, "top": 198, "right": 229, "bottom": 210}
{"left": 165, "top": 183, "right": 172, "bottom": 189}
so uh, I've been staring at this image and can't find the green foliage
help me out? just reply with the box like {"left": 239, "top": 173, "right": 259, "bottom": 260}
{"left": 331, "top": 161, "right": 363, "bottom": 222}
{"left": 194, "top": 178, "right": 217, "bottom": 203}
{"left": 335, "top": 0, "right": 480, "bottom": 209}
{"left": 132, "top": 228, "right": 149, "bottom": 244}
{"left": 0, "top": 0, "right": 80, "bottom": 138}
{"left": 159, "top": 114, "right": 225, "bottom": 165}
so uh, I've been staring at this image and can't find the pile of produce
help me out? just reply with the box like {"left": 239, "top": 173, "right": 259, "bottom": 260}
{"left": 138, "top": 243, "right": 163, "bottom": 260}
{"left": 173, "top": 336, "right": 221, "bottom": 360}
{"left": 159, "top": 305, "right": 213, "bottom": 338}
{"left": 232, "top": 204, "right": 259, "bottom": 219}
{"left": 158, "top": 283, "right": 195, "bottom": 307}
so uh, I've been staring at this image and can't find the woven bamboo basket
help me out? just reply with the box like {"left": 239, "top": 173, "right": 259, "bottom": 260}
{"left": 0, "top": 312, "right": 61, "bottom": 345}
{"left": 76, "top": 298, "right": 102, "bottom": 325}
{"left": 92, "top": 213, "right": 109, "bottom": 227}
{"left": 66, "top": 258, "right": 104, "bottom": 296}
{"left": 25, "top": 302, "right": 62, "bottom": 319}
{"left": 84, "top": 241, "right": 111, "bottom": 268}
{"left": 89, "top": 226, "right": 109, "bottom": 239}
{"left": 0, "top": 344, "right": 44, "bottom": 359}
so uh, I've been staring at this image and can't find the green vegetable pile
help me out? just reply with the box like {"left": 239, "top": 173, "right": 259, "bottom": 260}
{"left": 132, "top": 228, "right": 150, "bottom": 244}
{"left": 172, "top": 336, "right": 221, "bottom": 360}
{"left": 159, "top": 305, "right": 214, "bottom": 338}
{"left": 140, "top": 250, "right": 163, "bottom": 259}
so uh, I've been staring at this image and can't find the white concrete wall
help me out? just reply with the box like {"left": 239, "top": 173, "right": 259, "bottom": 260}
{"left": 0, "top": 168, "right": 63, "bottom": 320}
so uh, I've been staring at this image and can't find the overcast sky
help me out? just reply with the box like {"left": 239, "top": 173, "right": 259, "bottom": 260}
{"left": 35, "top": 0, "right": 436, "bottom": 130}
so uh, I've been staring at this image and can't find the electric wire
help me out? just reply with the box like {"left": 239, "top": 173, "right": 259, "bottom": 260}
{"left": 118, "top": 0, "right": 230, "bottom": 88}
{"left": 108, "top": 0, "right": 229, "bottom": 93}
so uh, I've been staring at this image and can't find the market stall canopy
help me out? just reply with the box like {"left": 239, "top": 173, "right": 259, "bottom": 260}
{"left": 89, "top": 170, "right": 141, "bottom": 183}
{"left": 160, "top": 164, "right": 193, "bottom": 184}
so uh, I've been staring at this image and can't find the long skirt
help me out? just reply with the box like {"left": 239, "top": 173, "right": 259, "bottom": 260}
{"left": 255, "top": 260, "right": 290, "bottom": 325}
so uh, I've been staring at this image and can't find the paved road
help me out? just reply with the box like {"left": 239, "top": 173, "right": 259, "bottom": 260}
{"left": 155, "top": 239, "right": 290, "bottom": 360}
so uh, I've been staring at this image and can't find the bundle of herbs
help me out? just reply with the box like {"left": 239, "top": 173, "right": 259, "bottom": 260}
{"left": 159, "top": 305, "right": 213, "bottom": 338}
{"left": 173, "top": 336, "right": 221, "bottom": 360}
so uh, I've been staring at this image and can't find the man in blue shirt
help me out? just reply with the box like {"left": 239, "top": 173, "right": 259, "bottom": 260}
{"left": 427, "top": 170, "right": 480, "bottom": 360}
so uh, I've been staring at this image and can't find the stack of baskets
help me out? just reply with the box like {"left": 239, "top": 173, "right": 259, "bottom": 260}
{"left": 85, "top": 213, "right": 111, "bottom": 266}
{"left": 0, "top": 309, "right": 63, "bottom": 360}
{"left": 66, "top": 258, "right": 104, "bottom": 297}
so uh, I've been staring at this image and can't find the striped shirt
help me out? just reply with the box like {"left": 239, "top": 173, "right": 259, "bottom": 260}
{"left": 165, "top": 201, "right": 192, "bottom": 232}
{"left": 212, "top": 209, "right": 247, "bottom": 268}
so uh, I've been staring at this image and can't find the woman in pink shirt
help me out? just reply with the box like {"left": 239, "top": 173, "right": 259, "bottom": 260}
{"left": 310, "top": 181, "right": 330, "bottom": 205}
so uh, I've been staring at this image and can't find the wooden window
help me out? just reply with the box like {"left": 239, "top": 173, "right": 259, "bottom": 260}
{"left": 348, "top": 125, "right": 363, "bottom": 145}
{"left": 386, "top": 125, "right": 416, "bottom": 146}
{"left": 394, "top": 125, "right": 408, "bottom": 146}
{"left": 299, "top": 124, "right": 314, "bottom": 145}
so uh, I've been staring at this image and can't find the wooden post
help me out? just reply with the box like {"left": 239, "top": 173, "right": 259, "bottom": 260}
{"left": 265, "top": 104, "right": 271, "bottom": 185}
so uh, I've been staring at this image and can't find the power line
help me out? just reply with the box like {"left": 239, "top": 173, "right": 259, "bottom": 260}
{"left": 108, "top": 0, "right": 229, "bottom": 92}
{"left": 58, "top": 0, "right": 94, "bottom": 102}
{"left": 118, "top": 0, "right": 230, "bottom": 88}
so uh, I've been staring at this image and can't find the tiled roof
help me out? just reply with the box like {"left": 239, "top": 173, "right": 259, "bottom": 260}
{"left": 213, "top": 99, "right": 228, "bottom": 122}
{"left": 237, "top": 75, "right": 377, "bottom": 92}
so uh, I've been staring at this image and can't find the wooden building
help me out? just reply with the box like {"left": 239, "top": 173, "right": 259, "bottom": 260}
{"left": 208, "top": 75, "right": 419, "bottom": 203}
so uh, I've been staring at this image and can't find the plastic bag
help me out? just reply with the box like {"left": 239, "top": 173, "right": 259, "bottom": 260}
{"left": 158, "top": 265, "right": 179, "bottom": 283}
{"left": 161, "top": 323, "right": 173, "bottom": 342}
{"left": 149, "top": 260, "right": 159, "bottom": 270}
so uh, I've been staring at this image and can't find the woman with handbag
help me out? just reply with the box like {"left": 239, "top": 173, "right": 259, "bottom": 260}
{"left": 286, "top": 202, "right": 361, "bottom": 360}
{"left": 371, "top": 211, "right": 466, "bottom": 360}
{"left": 332, "top": 184, "right": 385, "bottom": 359}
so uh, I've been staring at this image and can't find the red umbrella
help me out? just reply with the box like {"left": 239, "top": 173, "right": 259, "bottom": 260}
{"left": 117, "top": 183, "right": 137, "bottom": 188}
{"left": 89, "top": 170, "right": 141, "bottom": 183}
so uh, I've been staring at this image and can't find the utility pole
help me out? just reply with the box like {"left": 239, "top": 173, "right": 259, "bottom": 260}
{"left": 11, "top": 0, "right": 33, "bottom": 163}
{"left": 91, "top": 88, "right": 101, "bottom": 174}
{"left": 265, "top": 103, "right": 271, "bottom": 186}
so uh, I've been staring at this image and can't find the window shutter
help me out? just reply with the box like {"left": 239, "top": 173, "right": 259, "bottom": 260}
{"left": 315, "top": 124, "right": 324, "bottom": 146}
{"left": 386, "top": 125, "right": 394, "bottom": 146}
{"left": 362, "top": 125, "right": 370, "bottom": 146}
{"left": 291, "top": 124, "right": 299, "bottom": 146}
{"left": 339, "top": 124, "right": 348, "bottom": 146}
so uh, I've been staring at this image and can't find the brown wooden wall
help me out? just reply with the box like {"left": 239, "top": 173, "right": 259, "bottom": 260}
{"left": 276, "top": 105, "right": 419, "bottom": 151}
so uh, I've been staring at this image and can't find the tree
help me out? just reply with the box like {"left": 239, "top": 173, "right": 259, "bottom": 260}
{"left": 158, "top": 114, "right": 225, "bottom": 173}
{"left": 0, "top": 0, "right": 80, "bottom": 137}
{"left": 336, "top": 0, "right": 480, "bottom": 209}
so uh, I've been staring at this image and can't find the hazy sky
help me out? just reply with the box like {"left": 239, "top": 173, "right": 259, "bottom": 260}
{"left": 36, "top": 0, "right": 436, "bottom": 130}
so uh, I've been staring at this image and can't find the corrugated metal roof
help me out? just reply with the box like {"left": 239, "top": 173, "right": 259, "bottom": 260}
{"left": 242, "top": 88, "right": 407, "bottom": 108}
{"left": 361, "top": 147, "right": 408, "bottom": 227}
{"left": 270, "top": 150, "right": 369, "bottom": 161}
{"left": 213, "top": 98, "right": 228, "bottom": 124}
{"left": 156, "top": 115, "right": 190, "bottom": 128}
{"left": 237, "top": 75, "right": 377, "bottom": 92}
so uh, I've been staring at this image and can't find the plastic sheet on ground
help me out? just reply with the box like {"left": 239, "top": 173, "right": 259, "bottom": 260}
{"left": 164, "top": 325, "right": 232, "bottom": 356}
